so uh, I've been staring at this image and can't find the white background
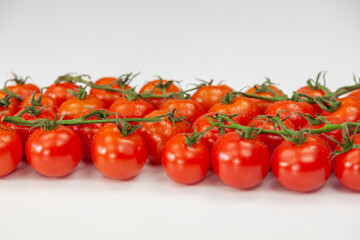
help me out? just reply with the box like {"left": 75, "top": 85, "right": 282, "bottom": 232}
{"left": 1, "top": 0, "right": 360, "bottom": 239}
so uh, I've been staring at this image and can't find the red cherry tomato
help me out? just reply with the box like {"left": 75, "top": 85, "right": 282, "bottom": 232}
{"left": 26, "top": 125, "right": 83, "bottom": 177}
{"left": 271, "top": 135, "right": 332, "bottom": 192}
{"left": 303, "top": 116, "right": 343, "bottom": 150}
{"left": 191, "top": 112, "right": 243, "bottom": 149}
{"left": 321, "top": 97, "right": 360, "bottom": 122}
{"left": 139, "top": 110, "right": 189, "bottom": 164}
{"left": 246, "top": 85, "right": 283, "bottom": 114}
{"left": 191, "top": 85, "right": 233, "bottom": 112}
{"left": 58, "top": 95, "right": 106, "bottom": 120}
{"left": 208, "top": 97, "right": 261, "bottom": 126}
{"left": 7, "top": 83, "right": 40, "bottom": 99}
{"left": 0, "top": 90, "right": 20, "bottom": 118}
{"left": 158, "top": 99, "right": 205, "bottom": 125}
{"left": 247, "top": 118, "right": 296, "bottom": 153}
{"left": 89, "top": 77, "right": 131, "bottom": 108}
{"left": 333, "top": 134, "right": 360, "bottom": 191}
{"left": 109, "top": 97, "right": 155, "bottom": 119}
{"left": 45, "top": 82, "right": 79, "bottom": 105}
{"left": 20, "top": 93, "right": 58, "bottom": 112}
{"left": 91, "top": 124, "right": 147, "bottom": 179}
{"left": 139, "top": 79, "right": 180, "bottom": 108}
{"left": 7, "top": 108, "right": 56, "bottom": 143}
{"left": 265, "top": 101, "right": 317, "bottom": 129}
{"left": 296, "top": 86, "right": 329, "bottom": 112}
{"left": 211, "top": 132, "right": 270, "bottom": 189}
{"left": 69, "top": 108, "right": 107, "bottom": 162}
{"left": 0, "top": 124, "right": 23, "bottom": 176}
{"left": 162, "top": 133, "right": 210, "bottom": 184}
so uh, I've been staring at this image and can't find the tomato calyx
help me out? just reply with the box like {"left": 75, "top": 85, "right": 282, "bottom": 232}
{"left": 0, "top": 94, "right": 18, "bottom": 108}
{"left": 184, "top": 127, "right": 207, "bottom": 148}
{"left": 115, "top": 116, "right": 141, "bottom": 136}
{"left": 329, "top": 124, "right": 360, "bottom": 158}
{"left": 55, "top": 73, "right": 91, "bottom": 85}
{"left": 5, "top": 73, "right": 30, "bottom": 86}
{"left": 305, "top": 71, "right": 332, "bottom": 93}
{"left": 68, "top": 85, "right": 88, "bottom": 100}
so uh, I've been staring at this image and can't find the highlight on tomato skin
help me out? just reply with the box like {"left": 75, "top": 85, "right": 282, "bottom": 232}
{"left": 0, "top": 124, "right": 23, "bottom": 177}
{"left": 91, "top": 123, "right": 147, "bottom": 180}
{"left": 162, "top": 133, "right": 210, "bottom": 185}
{"left": 191, "top": 84, "right": 233, "bottom": 112}
{"left": 333, "top": 134, "right": 360, "bottom": 191}
{"left": 25, "top": 125, "right": 83, "bottom": 177}
{"left": 271, "top": 135, "right": 332, "bottom": 192}
{"left": 211, "top": 131, "right": 271, "bottom": 189}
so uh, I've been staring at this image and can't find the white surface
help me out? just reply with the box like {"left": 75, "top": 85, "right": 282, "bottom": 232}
{"left": 1, "top": 0, "right": 360, "bottom": 239}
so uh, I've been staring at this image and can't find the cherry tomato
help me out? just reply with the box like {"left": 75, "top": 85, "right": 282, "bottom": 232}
{"left": 162, "top": 133, "right": 210, "bottom": 184}
{"left": 321, "top": 97, "right": 360, "bottom": 122}
{"left": 0, "top": 124, "right": 23, "bottom": 176}
{"left": 272, "top": 135, "right": 332, "bottom": 192}
{"left": 191, "top": 112, "right": 243, "bottom": 149}
{"left": 191, "top": 85, "right": 232, "bottom": 112}
{"left": 208, "top": 96, "right": 261, "bottom": 125}
{"left": 247, "top": 118, "right": 296, "bottom": 153}
{"left": 7, "top": 83, "right": 40, "bottom": 99}
{"left": 0, "top": 90, "right": 20, "bottom": 118}
{"left": 91, "top": 124, "right": 147, "bottom": 179}
{"left": 139, "top": 110, "right": 189, "bottom": 164}
{"left": 69, "top": 108, "right": 107, "bottom": 162}
{"left": 334, "top": 134, "right": 360, "bottom": 191}
{"left": 303, "top": 116, "right": 343, "bottom": 150}
{"left": 58, "top": 95, "right": 106, "bottom": 120}
{"left": 139, "top": 79, "right": 180, "bottom": 108}
{"left": 45, "top": 82, "right": 79, "bottom": 105}
{"left": 296, "top": 86, "right": 329, "bottom": 112}
{"left": 265, "top": 101, "right": 317, "bottom": 129}
{"left": 109, "top": 97, "right": 155, "bottom": 119}
{"left": 90, "top": 77, "right": 131, "bottom": 108}
{"left": 26, "top": 125, "right": 83, "bottom": 177}
{"left": 246, "top": 85, "right": 283, "bottom": 114}
{"left": 158, "top": 99, "right": 205, "bottom": 125}
{"left": 20, "top": 93, "right": 58, "bottom": 112}
{"left": 7, "top": 108, "right": 56, "bottom": 143}
{"left": 211, "top": 132, "right": 270, "bottom": 189}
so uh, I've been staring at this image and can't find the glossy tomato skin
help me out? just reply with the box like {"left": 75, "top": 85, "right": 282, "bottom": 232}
{"left": 158, "top": 99, "right": 205, "bottom": 125}
{"left": 0, "top": 90, "right": 20, "bottom": 118}
{"left": 45, "top": 82, "right": 79, "bottom": 105}
{"left": 272, "top": 135, "right": 332, "bottom": 192}
{"left": 109, "top": 97, "right": 155, "bottom": 119}
{"left": 7, "top": 109, "right": 56, "bottom": 144}
{"left": 347, "top": 89, "right": 360, "bottom": 98}
{"left": 333, "top": 135, "right": 360, "bottom": 191}
{"left": 139, "top": 80, "right": 180, "bottom": 108}
{"left": 91, "top": 124, "right": 147, "bottom": 180}
{"left": 191, "top": 85, "right": 233, "bottom": 112}
{"left": 247, "top": 118, "right": 296, "bottom": 153}
{"left": 321, "top": 97, "right": 360, "bottom": 123}
{"left": 265, "top": 101, "right": 317, "bottom": 129}
{"left": 69, "top": 109, "right": 107, "bottom": 162}
{"left": 8, "top": 83, "right": 40, "bottom": 99}
{"left": 191, "top": 112, "right": 243, "bottom": 149}
{"left": 162, "top": 133, "right": 210, "bottom": 184}
{"left": 208, "top": 97, "right": 261, "bottom": 126}
{"left": 89, "top": 77, "right": 131, "bottom": 108}
{"left": 139, "top": 110, "right": 189, "bottom": 164}
{"left": 26, "top": 125, "right": 83, "bottom": 177}
{"left": 246, "top": 85, "right": 283, "bottom": 114}
{"left": 0, "top": 124, "right": 23, "bottom": 176}
{"left": 58, "top": 95, "right": 106, "bottom": 120}
{"left": 211, "top": 132, "right": 270, "bottom": 189}
{"left": 20, "top": 93, "right": 58, "bottom": 112}
{"left": 303, "top": 116, "right": 343, "bottom": 150}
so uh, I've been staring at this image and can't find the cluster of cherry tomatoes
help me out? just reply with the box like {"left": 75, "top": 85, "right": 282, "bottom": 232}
{"left": 1, "top": 73, "right": 360, "bottom": 193}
